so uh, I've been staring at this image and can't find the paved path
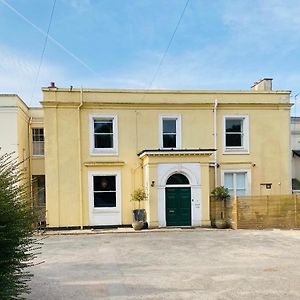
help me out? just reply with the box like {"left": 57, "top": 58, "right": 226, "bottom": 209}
{"left": 29, "top": 229, "right": 300, "bottom": 299}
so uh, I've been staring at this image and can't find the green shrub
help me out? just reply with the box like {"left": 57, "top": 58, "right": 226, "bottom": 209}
{"left": 0, "top": 153, "right": 38, "bottom": 299}
{"left": 212, "top": 186, "right": 230, "bottom": 201}
{"left": 130, "top": 188, "right": 147, "bottom": 209}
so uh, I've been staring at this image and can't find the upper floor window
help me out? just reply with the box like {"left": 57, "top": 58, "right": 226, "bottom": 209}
{"left": 32, "top": 128, "right": 44, "bottom": 156}
{"left": 90, "top": 114, "right": 118, "bottom": 155}
{"left": 223, "top": 115, "right": 249, "bottom": 153}
{"left": 160, "top": 115, "right": 181, "bottom": 149}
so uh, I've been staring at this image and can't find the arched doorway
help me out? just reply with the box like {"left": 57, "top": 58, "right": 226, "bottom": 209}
{"left": 165, "top": 173, "right": 191, "bottom": 226}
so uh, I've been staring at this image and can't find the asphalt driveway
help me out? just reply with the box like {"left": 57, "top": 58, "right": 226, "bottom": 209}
{"left": 28, "top": 229, "right": 300, "bottom": 300}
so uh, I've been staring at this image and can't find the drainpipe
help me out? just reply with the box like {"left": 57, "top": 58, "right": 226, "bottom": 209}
{"left": 78, "top": 88, "right": 84, "bottom": 229}
{"left": 214, "top": 99, "right": 218, "bottom": 188}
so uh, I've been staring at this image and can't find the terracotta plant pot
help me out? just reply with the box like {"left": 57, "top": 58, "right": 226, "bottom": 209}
{"left": 215, "top": 219, "right": 227, "bottom": 229}
{"left": 132, "top": 221, "right": 144, "bottom": 231}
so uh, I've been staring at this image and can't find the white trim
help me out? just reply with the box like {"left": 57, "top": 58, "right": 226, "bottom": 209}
{"left": 159, "top": 114, "right": 181, "bottom": 149}
{"left": 89, "top": 114, "right": 118, "bottom": 156}
{"left": 157, "top": 163, "right": 201, "bottom": 227}
{"left": 0, "top": 108, "right": 18, "bottom": 113}
{"left": 165, "top": 184, "right": 191, "bottom": 188}
{"left": 88, "top": 170, "right": 121, "bottom": 225}
{"left": 221, "top": 168, "right": 251, "bottom": 196}
{"left": 223, "top": 114, "right": 249, "bottom": 154}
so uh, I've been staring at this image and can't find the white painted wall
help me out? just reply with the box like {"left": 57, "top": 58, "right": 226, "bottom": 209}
{"left": 292, "top": 156, "right": 300, "bottom": 180}
{"left": 0, "top": 108, "right": 18, "bottom": 158}
{"left": 291, "top": 117, "right": 300, "bottom": 150}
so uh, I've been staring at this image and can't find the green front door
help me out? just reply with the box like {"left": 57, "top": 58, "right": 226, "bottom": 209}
{"left": 166, "top": 187, "right": 191, "bottom": 226}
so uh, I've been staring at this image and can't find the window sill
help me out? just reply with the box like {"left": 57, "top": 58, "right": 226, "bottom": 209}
{"left": 92, "top": 208, "right": 120, "bottom": 213}
{"left": 90, "top": 150, "right": 118, "bottom": 156}
{"left": 160, "top": 147, "right": 181, "bottom": 150}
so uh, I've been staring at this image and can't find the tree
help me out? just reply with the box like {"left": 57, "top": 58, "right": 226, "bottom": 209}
{"left": 0, "top": 153, "right": 38, "bottom": 299}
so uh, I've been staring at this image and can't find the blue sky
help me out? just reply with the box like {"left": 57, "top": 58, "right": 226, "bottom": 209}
{"left": 0, "top": 0, "right": 300, "bottom": 114}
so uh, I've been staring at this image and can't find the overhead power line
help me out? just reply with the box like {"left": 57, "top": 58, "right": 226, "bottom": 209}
{"left": 0, "top": 0, "right": 97, "bottom": 75}
{"left": 147, "top": 0, "right": 190, "bottom": 89}
{"left": 30, "top": 0, "right": 57, "bottom": 104}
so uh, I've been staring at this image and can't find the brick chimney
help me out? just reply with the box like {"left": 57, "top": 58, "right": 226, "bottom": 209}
{"left": 251, "top": 78, "right": 272, "bottom": 91}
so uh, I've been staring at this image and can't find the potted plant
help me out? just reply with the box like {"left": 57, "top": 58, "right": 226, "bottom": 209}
{"left": 131, "top": 188, "right": 147, "bottom": 230}
{"left": 211, "top": 186, "right": 230, "bottom": 229}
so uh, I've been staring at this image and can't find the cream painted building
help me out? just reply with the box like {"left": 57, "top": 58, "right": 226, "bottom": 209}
{"left": 0, "top": 94, "right": 45, "bottom": 211}
{"left": 0, "top": 79, "right": 293, "bottom": 228}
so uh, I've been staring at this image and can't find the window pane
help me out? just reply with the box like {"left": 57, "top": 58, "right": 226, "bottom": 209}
{"left": 166, "top": 173, "right": 189, "bottom": 185}
{"left": 236, "top": 189, "right": 246, "bottom": 196}
{"left": 226, "top": 119, "right": 242, "bottom": 133}
{"left": 236, "top": 173, "right": 246, "bottom": 189}
{"left": 32, "top": 141, "right": 44, "bottom": 155}
{"left": 94, "top": 176, "right": 116, "bottom": 191}
{"left": 94, "top": 120, "right": 113, "bottom": 133}
{"left": 226, "top": 133, "right": 242, "bottom": 147}
{"left": 163, "top": 119, "right": 176, "bottom": 133}
{"left": 228, "top": 189, "right": 234, "bottom": 196}
{"left": 32, "top": 128, "right": 44, "bottom": 142}
{"left": 94, "top": 192, "right": 116, "bottom": 207}
{"left": 95, "top": 134, "right": 113, "bottom": 148}
{"left": 224, "top": 173, "right": 233, "bottom": 189}
{"left": 163, "top": 134, "right": 176, "bottom": 148}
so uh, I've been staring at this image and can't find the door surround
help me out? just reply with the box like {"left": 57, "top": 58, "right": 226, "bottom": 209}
{"left": 157, "top": 163, "right": 201, "bottom": 227}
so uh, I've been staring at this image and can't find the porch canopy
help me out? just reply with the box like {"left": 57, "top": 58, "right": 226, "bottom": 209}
{"left": 137, "top": 148, "right": 215, "bottom": 228}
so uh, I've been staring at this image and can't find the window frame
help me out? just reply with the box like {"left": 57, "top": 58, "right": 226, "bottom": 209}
{"left": 221, "top": 169, "right": 251, "bottom": 196}
{"left": 88, "top": 170, "right": 121, "bottom": 213}
{"left": 223, "top": 115, "right": 249, "bottom": 154}
{"left": 159, "top": 114, "right": 181, "bottom": 149}
{"left": 90, "top": 114, "right": 118, "bottom": 156}
{"left": 32, "top": 128, "right": 45, "bottom": 157}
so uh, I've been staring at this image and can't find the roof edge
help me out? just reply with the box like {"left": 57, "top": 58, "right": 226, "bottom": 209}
{"left": 42, "top": 87, "right": 291, "bottom": 95}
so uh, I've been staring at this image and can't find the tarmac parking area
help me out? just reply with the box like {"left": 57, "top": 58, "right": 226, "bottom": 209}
{"left": 28, "top": 229, "right": 300, "bottom": 300}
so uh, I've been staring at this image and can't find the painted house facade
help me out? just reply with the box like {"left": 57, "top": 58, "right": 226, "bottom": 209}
{"left": 0, "top": 79, "right": 292, "bottom": 228}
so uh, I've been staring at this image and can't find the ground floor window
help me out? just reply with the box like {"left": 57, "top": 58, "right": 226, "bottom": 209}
{"left": 88, "top": 170, "right": 121, "bottom": 225}
{"left": 32, "top": 175, "right": 45, "bottom": 206}
{"left": 32, "top": 175, "right": 46, "bottom": 228}
{"left": 93, "top": 175, "right": 116, "bottom": 207}
{"left": 222, "top": 170, "right": 249, "bottom": 196}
